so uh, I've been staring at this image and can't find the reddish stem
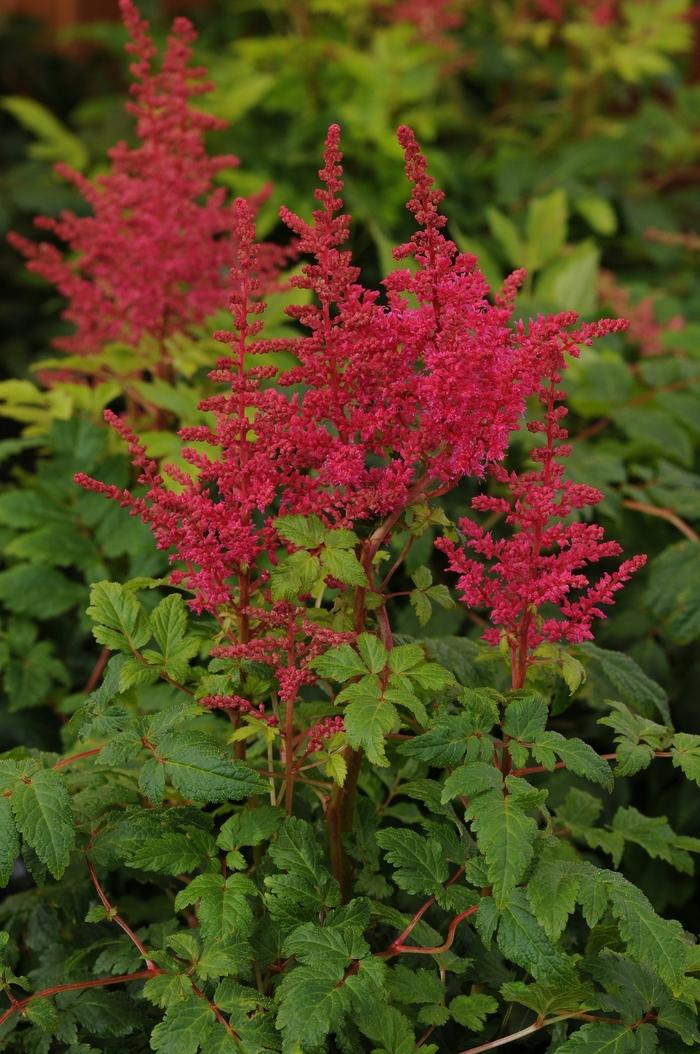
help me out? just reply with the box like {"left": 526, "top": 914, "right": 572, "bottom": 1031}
{"left": 0, "top": 969, "right": 162, "bottom": 1029}
{"left": 87, "top": 859, "right": 155, "bottom": 970}
{"left": 83, "top": 646, "right": 110, "bottom": 694}
{"left": 53, "top": 747, "right": 102, "bottom": 771}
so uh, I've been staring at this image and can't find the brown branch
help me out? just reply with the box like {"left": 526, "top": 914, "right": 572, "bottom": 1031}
{"left": 0, "top": 969, "right": 162, "bottom": 1030}
{"left": 87, "top": 858, "right": 155, "bottom": 970}
{"left": 83, "top": 646, "right": 110, "bottom": 694}
{"left": 622, "top": 499, "right": 699, "bottom": 544}
{"left": 52, "top": 747, "right": 102, "bottom": 771}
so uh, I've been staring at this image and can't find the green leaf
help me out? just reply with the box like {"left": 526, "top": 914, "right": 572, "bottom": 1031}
{"left": 274, "top": 514, "right": 326, "bottom": 549}
{"left": 608, "top": 880, "right": 691, "bottom": 992}
{"left": 496, "top": 891, "right": 576, "bottom": 983}
{"left": 24, "top": 995, "right": 58, "bottom": 1032}
{"left": 441, "top": 762, "right": 503, "bottom": 803}
{"left": 671, "top": 733, "right": 700, "bottom": 787}
{"left": 269, "top": 551, "right": 320, "bottom": 600}
{"left": 575, "top": 195, "right": 617, "bottom": 236}
{"left": 612, "top": 806, "right": 698, "bottom": 873}
{"left": 265, "top": 817, "right": 340, "bottom": 925}
{"left": 502, "top": 694, "right": 548, "bottom": 741}
{"left": 150, "top": 593, "right": 199, "bottom": 678}
{"left": 11, "top": 767, "right": 75, "bottom": 879}
{"left": 534, "top": 733, "right": 614, "bottom": 791}
{"left": 646, "top": 543, "right": 700, "bottom": 645}
{"left": 342, "top": 679, "right": 399, "bottom": 767}
{"left": 401, "top": 714, "right": 491, "bottom": 768}
{"left": 578, "top": 644, "right": 670, "bottom": 723}
{"left": 537, "top": 240, "right": 599, "bottom": 314}
{"left": 388, "top": 644, "right": 425, "bottom": 674}
{"left": 468, "top": 785, "right": 538, "bottom": 907}
{"left": 2, "top": 96, "right": 87, "bottom": 169}
{"left": 320, "top": 547, "right": 367, "bottom": 587}
{"left": 217, "top": 805, "right": 284, "bottom": 850}
{"left": 87, "top": 581, "right": 151, "bottom": 653}
{"left": 157, "top": 732, "right": 266, "bottom": 803}
{"left": 175, "top": 873, "right": 256, "bottom": 939}
{"left": 125, "top": 829, "right": 215, "bottom": 875}
{"left": 357, "top": 634, "right": 388, "bottom": 674}
{"left": 557, "top": 1022, "right": 639, "bottom": 1053}
{"left": 0, "top": 565, "right": 83, "bottom": 618}
{"left": 149, "top": 992, "right": 215, "bottom": 1054}
{"left": 486, "top": 206, "right": 524, "bottom": 266}
{"left": 450, "top": 993, "right": 498, "bottom": 1030}
{"left": 376, "top": 829, "right": 449, "bottom": 904}
{"left": 310, "top": 643, "right": 369, "bottom": 682}
{"left": 526, "top": 188, "right": 568, "bottom": 269}
{"left": 527, "top": 858, "right": 580, "bottom": 939}
{"left": 0, "top": 795, "right": 19, "bottom": 887}
{"left": 357, "top": 1004, "right": 416, "bottom": 1054}
{"left": 276, "top": 926, "right": 385, "bottom": 1053}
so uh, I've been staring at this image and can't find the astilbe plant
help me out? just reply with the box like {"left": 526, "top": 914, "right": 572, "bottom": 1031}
{"left": 8, "top": 0, "right": 280, "bottom": 389}
{"left": 1, "top": 123, "right": 699, "bottom": 1054}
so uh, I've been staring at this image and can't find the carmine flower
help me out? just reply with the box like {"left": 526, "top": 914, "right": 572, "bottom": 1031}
{"left": 437, "top": 314, "right": 645, "bottom": 689}
{"left": 76, "top": 196, "right": 290, "bottom": 614}
{"left": 9, "top": 0, "right": 281, "bottom": 372}
{"left": 272, "top": 124, "right": 539, "bottom": 525}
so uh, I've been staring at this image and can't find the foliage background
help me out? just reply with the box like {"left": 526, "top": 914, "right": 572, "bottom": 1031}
{"left": 1, "top": 0, "right": 700, "bottom": 1049}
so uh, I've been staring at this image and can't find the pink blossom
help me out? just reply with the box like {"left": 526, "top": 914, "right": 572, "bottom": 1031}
{"left": 438, "top": 315, "right": 645, "bottom": 688}
{"left": 9, "top": 0, "right": 282, "bottom": 373}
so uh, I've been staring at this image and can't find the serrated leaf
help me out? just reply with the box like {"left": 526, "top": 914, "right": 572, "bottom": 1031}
{"left": 450, "top": 993, "right": 498, "bottom": 1030}
{"left": 310, "top": 643, "right": 368, "bottom": 682}
{"left": 578, "top": 644, "right": 670, "bottom": 723}
{"left": 441, "top": 762, "right": 503, "bottom": 803}
{"left": 321, "top": 547, "right": 367, "bottom": 587}
{"left": 671, "top": 733, "right": 700, "bottom": 787}
{"left": 612, "top": 807, "right": 697, "bottom": 873}
{"left": 388, "top": 644, "right": 424, "bottom": 674}
{"left": 608, "top": 880, "right": 691, "bottom": 992}
{"left": 0, "top": 795, "right": 19, "bottom": 887}
{"left": 11, "top": 767, "right": 75, "bottom": 879}
{"left": 25, "top": 995, "right": 58, "bottom": 1032}
{"left": 269, "top": 551, "right": 320, "bottom": 600}
{"left": 469, "top": 787, "right": 538, "bottom": 906}
{"left": 357, "top": 634, "right": 388, "bottom": 674}
{"left": 376, "top": 829, "right": 449, "bottom": 903}
{"left": 496, "top": 891, "right": 575, "bottom": 983}
{"left": 125, "top": 829, "right": 215, "bottom": 874}
{"left": 536, "top": 733, "right": 614, "bottom": 790}
{"left": 275, "top": 514, "right": 326, "bottom": 549}
{"left": 556, "top": 1022, "right": 639, "bottom": 1053}
{"left": 156, "top": 732, "right": 266, "bottom": 802}
{"left": 527, "top": 859, "right": 580, "bottom": 939}
{"left": 149, "top": 992, "right": 215, "bottom": 1054}
{"left": 217, "top": 805, "right": 284, "bottom": 850}
{"left": 175, "top": 873, "right": 256, "bottom": 939}
{"left": 646, "top": 542, "right": 700, "bottom": 645}
{"left": 87, "top": 581, "right": 151, "bottom": 654}
{"left": 343, "top": 682, "right": 399, "bottom": 767}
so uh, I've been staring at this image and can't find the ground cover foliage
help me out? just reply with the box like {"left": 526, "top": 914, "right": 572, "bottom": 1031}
{"left": 1, "top": 1, "right": 700, "bottom": 1051}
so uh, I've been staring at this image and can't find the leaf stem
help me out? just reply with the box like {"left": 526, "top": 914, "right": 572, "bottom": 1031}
{"left": 87, "top": 858, "right": 155, "bottom": 970}
{"left": 0, "top": 969, "right": 162, "bottom": 1030}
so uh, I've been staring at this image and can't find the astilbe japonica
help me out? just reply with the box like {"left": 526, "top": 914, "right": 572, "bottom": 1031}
{"left": 0, "top": 111, "right": 672, "bottom": 1054}
{"left": 76, "top": 124, "right": 643, "bottom": 791}
{"left": 437, "top": 313, "right": 645, "bottom": 690}
{"left": 9, "top": 0, "right": 281, "bottom": 377}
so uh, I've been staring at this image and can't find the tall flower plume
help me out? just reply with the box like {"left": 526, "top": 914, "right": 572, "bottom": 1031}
{"left": 9, "top": 0, "right": 280, "bottom": 371}
{"left": 437, "top": 313, "right": 644, "bottom": 689}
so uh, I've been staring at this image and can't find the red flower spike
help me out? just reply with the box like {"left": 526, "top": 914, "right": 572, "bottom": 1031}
{"left": 9, "top": 0, "right": 280, "bottom": 372}
{"left": 437, "top": 315, "right": 644, "bottom": 689}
